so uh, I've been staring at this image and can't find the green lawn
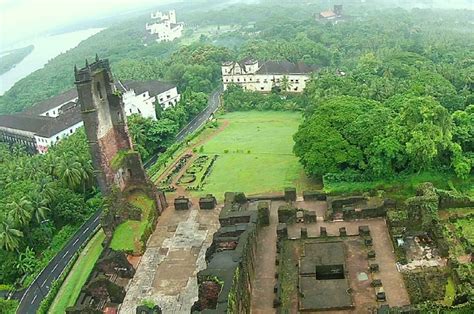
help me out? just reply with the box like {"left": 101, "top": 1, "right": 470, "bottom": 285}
{"left": 110, "top": 192, "right": 154, "bottom": 253}
{"left": 48, "top": 230, "right": 105, "bottom": 314}
{"left": 194, "top": 111, "right": 316, "bottom": 199}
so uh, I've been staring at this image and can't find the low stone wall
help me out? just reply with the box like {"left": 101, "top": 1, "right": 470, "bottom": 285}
{"left": 192, "top": 192, "right": 260, "bottom": 313}
{"left": 66, "top": 248, "right": 134, "bottom": 313}
{"left": 436, "top": 189, "right": 474, "bottom": 209}
{"left": 327, "top": 195, "right": 388, "bottom": 220}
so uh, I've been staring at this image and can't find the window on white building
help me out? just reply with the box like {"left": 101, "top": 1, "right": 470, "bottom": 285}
{"left": 167, "top": 95, "right": 170, "bottom": 99}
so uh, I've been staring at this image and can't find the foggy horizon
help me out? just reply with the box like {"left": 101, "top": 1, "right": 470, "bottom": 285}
{"left": 1, "top": 0, "right": 472, "bottom": 50}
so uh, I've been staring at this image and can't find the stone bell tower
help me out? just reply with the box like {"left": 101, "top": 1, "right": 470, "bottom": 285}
{"left": 74, "top": 56, "right": 167, "bottom": 235}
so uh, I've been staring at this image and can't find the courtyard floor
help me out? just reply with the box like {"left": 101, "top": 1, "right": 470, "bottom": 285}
{"left": 250, "top": 199, "right": 410, "bottom": 313}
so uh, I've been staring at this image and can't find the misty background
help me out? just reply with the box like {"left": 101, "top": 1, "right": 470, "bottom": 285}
{"left": 1, "top": 0, "right": 472, "bottom": 50}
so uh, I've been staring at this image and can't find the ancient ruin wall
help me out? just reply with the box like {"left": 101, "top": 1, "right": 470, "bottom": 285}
{"left": 74, "top": 58, "right": 166, "bottom": 236}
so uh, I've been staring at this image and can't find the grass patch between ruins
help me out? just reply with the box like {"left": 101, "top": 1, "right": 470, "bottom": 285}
{"left": 279, "top": 239, "right": 299, "bottom": 311}
{"left": 192, "top": 111, "right": 316, "bottom": 199}
{"left": 49, "top": 230, "right": 105, "bottom": 313}
{"left": 110, "top": 192, "right": 154, "bottom": 253}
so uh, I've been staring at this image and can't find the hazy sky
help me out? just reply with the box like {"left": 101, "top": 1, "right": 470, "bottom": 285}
{"left": 0, "top": 0, "right": 170, "bottom": 47}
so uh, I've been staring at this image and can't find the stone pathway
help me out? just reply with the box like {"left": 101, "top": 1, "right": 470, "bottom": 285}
{"left": 251, "top": 200, "right": 285, "bottom": 313}
{"left": 120, "top": 207, "right": 221, "bottom": 313}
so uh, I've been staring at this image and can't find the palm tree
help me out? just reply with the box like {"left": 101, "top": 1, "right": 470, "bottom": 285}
{"left": 55, "top": 154, "right": 84, "bottom": 190}
{"left": 280, "top": 75, "right": 293, "bottom": 93}
{"left": 78, "top": 157, "right": 94, "bottom": 196}
{"left": 30, "top": 196, "right": 50, "bottom": 224}
{"left": 8, "top": 197, "right": 32, "bottom": 227}
{"left": 38, "top": 177, "right": 57, "bottom": 203}
{"left": 0, "top": 220, "right": 23, "bottom": 251}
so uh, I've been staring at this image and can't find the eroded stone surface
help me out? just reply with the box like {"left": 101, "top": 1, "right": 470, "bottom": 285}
{"left": 120, "top": 207, "right": 221, "bottom": 313}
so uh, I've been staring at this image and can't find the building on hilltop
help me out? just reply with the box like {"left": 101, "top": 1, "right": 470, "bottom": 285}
{"left": 145, "top": 10, "right": 184, "bottom": 42}
{"left": 317, "top": 4, "right": 344, "bottom": 22}
{"left": 0, "top": 79, "right": 179, "bottom": 154}
{"left": 221, "top": 59, "right": 319, "bottom": 93}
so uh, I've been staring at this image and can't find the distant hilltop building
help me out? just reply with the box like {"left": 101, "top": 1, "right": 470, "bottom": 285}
{"left": 145, "top": 10, "right": 184, "bottom": 42}
{"left": 318, "top": 4, "right": 343, "bottom": 21}
{"left": 221, "top": 59, "right": 319, "bottom": 93}
{"left": 0, "top": 77, "right": 179, "bottom": 154}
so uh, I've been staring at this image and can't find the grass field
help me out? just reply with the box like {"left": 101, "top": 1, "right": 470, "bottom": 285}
{"left": 194, "top": 111, "right": 316, "bottom": 199}
{"left": 110, "top": 192, "right": 154, "bottom": 252}
{"left": 48, "top": 230, "right": 105, "bottom": 313}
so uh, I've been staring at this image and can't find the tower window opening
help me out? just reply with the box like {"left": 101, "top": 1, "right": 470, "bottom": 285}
{"left": 96, "top": 82, "right": 103, "bottom": 99}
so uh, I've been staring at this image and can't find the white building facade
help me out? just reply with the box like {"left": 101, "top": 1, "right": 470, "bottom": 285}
{"left": 145, "top": 10, "right": 184, "bottom": 42}
{"left": 0, "top": 80, "right": 180, "bottom": 154}
{"left": 221, "top": 59, "right": 318, "bottom": 93}
{"left": 34, "top": 121, "right": 84, "bottom": 154}
{"left": 117, "top": 80, "right": 181, "bottom": 120}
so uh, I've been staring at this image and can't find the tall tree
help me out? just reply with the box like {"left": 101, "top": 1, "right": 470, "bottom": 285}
{"left": 280, "top": 75, "right": 292, "bottom": 93}
{"left": 54, "top": 155, "right": 84, "bottom": 190}
{"left": 7, "top": 197, "right": 32, "bottom": 227}
{"left": 0, "top": 220, "right": 23, "bottom": 251}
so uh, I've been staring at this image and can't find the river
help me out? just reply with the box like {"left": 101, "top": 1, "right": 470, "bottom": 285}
{"left": 0, "top": 28, "right": 104, "bottom": 95}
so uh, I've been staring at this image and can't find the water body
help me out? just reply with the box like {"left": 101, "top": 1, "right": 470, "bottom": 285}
{"left": 0, "top": 28, "right": 104, "bottom": 95}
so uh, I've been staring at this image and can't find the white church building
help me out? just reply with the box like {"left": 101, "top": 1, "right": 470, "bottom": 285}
{"left": 221, "top": 59, "right": 319, "bottom": 93}
{"left": 145, "top": 10, "right": 184, "bottom": 42}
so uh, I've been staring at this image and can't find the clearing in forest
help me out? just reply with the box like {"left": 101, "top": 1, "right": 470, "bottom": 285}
{"left": 194, "top": 111, "right": 315, "bottom": 198}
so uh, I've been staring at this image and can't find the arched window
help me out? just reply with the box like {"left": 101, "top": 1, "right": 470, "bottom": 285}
{"left": 96, "top": 81, "right": 103, "bottom": 99}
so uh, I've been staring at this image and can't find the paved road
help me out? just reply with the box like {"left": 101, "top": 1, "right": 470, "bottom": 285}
{"left": 175, "top": 87, "right": 222, "bottom": 142}
{"left": 143, "top": 86, "right": 222, "bottom": 169}
{"left": 16, "top": 210, "right": 101, "bottom": 314}
{"left": 16, "top": 87, "right": 222, "bottom": 312}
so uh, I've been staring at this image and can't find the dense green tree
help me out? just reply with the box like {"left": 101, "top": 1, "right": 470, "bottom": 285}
{"left": 7, "top": 197, "right": 33, "bottom": 227}
{"left": 15, "top": 247, "right": 37, "bottom": 275}
{"left": 0, "top": 221, "right": 23, "bottom": 252}
{"left": 54, "top": 155, "right": 84, "bottom": 191}
{"left": 294, "top": 96, "right": 390, "bottom": 176}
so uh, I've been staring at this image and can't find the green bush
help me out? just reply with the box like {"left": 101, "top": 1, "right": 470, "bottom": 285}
{"left": 0, "top": 298, "right": 19, "bottom": 314}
